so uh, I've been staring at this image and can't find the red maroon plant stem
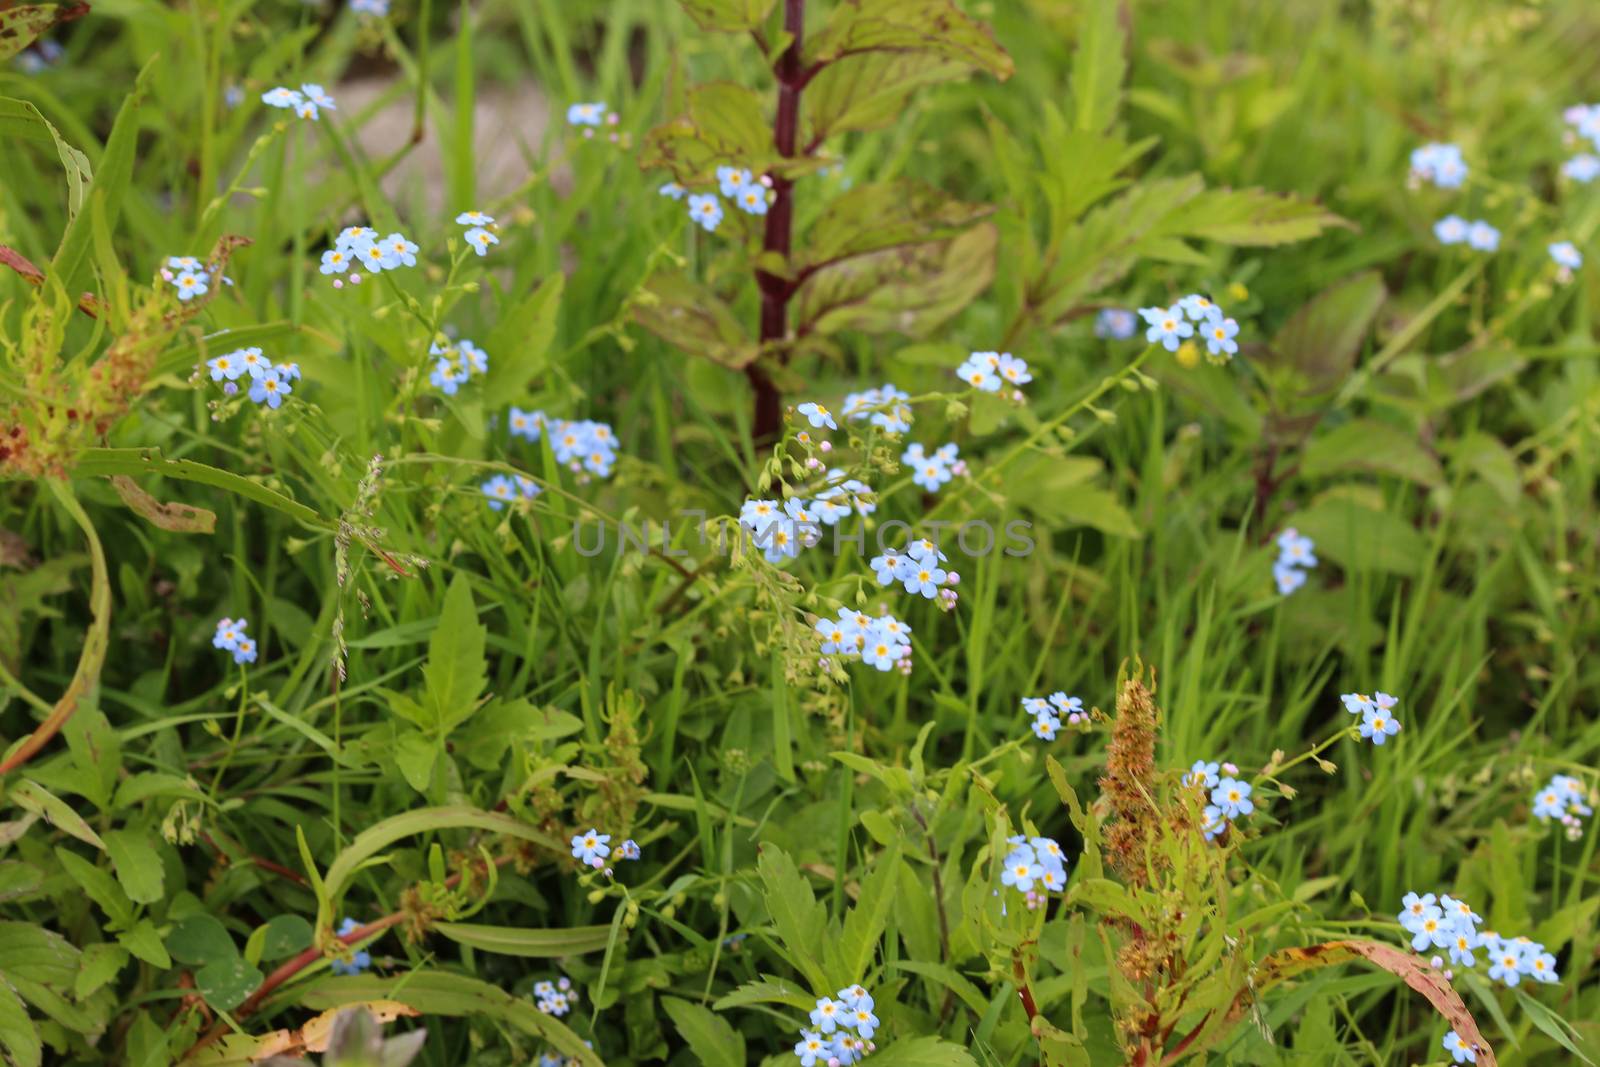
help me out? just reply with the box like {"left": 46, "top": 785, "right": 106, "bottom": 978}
{"left": 750, "top": 0, "right": 807, "bottom": 441}
{"left": 183, "top": 854, "right": 513, "bottom": 1058}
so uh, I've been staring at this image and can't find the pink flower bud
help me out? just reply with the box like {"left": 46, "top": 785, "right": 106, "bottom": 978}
{"left": 1222, "top": 762, "right": 1238, "bottom": 775}
{"left": 945, "top": 571, "right": 960, "bottom": 585}
{"left": 350, "top": 273, "right": 362, "bottom": 284}
{"left": 332, "top": 279, "right": 344, "bottom": 289}
{"left": 820, "top": 440, "right": 833, "bottom": 452}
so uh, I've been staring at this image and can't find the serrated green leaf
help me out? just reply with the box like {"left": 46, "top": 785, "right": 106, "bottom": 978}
{"left": 805, "top": 52, "right": 968, "bottom": 142}
{"left": 1069, "top": 0, "right": 1125, "bottom": 133}
{"left": 393, "top": 729, "right": 439, "bottom": 792}
{"left": 794, "top": 222, "right": 997, "bottom": 339}
{"left": 711, "top": 976, "right": 816, "bottom": 1012}
{"left": 54, "top": 848, "right": 132, "bottom": 926}
{"left": 73, "top": 943, "right": 128, "bottom": 999}
{"left": 632, "top": 270, "right": 757, "bottom": 368}
{"left": 103, "top": 829, "right": 165, "bottom": 904}
{"left": 662, "top": 996, "right": 745, "bottom": 1067}
{"left": 831, "top": 844, "right": 901, "bottom": 985}
{"left": 640, "top": 82, "right": 777, "bottom": 186}
{"left": 0, "top": 980, "right": 40, "bottom": 1067}
{"left": 676, "top": 0, "right": 775, "bottom": 31}
{"left": 805, "top": 0, "right": 1013, "bottom": 80}
{"left": 1166, "top": 186, "right": 1350, "bottom": 246}
{"left": 756, "top": 846, "right": 830, "bottom": 992}
{"left": 423, "top": 574, "right": 487, "bottom": 733}
{"left": 866, "top": 1035, "right": 980, "bottom": 1067}
{"left": 798, "top": 180, "right": 992, "bottom": 273}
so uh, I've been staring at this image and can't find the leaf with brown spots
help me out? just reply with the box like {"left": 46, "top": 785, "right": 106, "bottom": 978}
{"left": 110, "top": 476, "right": 217, "bottom": 534}
{"left": 1184, "top": 939, "right": 1496, "bottom": 1067}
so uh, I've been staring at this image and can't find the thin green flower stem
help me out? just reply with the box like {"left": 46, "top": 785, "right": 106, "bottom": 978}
{"left": 209, "top": 664, "right": 252, "bottom": 795}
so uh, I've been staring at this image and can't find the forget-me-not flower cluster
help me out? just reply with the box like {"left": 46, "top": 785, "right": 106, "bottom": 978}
{"left": 1433, "top": 215, "right": 1500, "bottom": 252}
{"left": 1398, "top": 890, "right": 1558, "bottom": 989}
{"left": 206, "top": 346, "right": 298, "bottom": 408}
{"left": 212, "top": 617, "right": 257, "bottom": 665}
{"left": 1272, "top": 527, "right": 1317, "bottom": 595}
{"left": 841, "top": 384, "right": 913, "bottom": 433}
{"left": 815, "top": 607, "right": 913, "bottom": 674}
{"left": 262, "top": 83, "right": 337, "bottom": 122}
{"left": 481, "top": 473, "right": 540, "bottom": 510}
{"left": 453, "top": 210, "right": 500, "bottom": 257}
{"left": 163, "top": 255, "right": 213, "bottom": 302}
{"left": 428, "top": 337, "right": 488, "bottom": 396}
{"left": 1139, "top": 294, "right": 1241, "bottom": 362}
{"left": 330, "top": 917, "right": 372, "bottom": 975}
{"left": 533, "top": 976, "right": 579, "bottom": 1016}
{"left": 1531, "top": 773, "right": 1592, "bottom": 838}
{"left": 1094, "top": 307, "right": 1138, "bottom": 340}
{"left": 956, "top": 350, "right": 1031, "bottom": 394}
{"left": 870, "top": 538, "right": 959, "bottom": 607}
{"left": 320, "top": 225, "right": 421, "bottom": 282}
{"left": 1019, "top": 692, "right": 1084, "bottom": 742}
{"left": 901, "top": 442, "right": 961, "bottom": 493}
{"left": 509, "top": 409, "right": 621, "bottom": 480}
{"left": 795, "top": 985, "right": 879, "bottom": 1065}
{"left": 1341, "top": 690, "right": 1402, "bottom": 745}
{"left": 999, "top": 834, "right": 1069, "bottom": 908}
{"left": 1409, "top": 143, "right": 1468, "bottom": 189}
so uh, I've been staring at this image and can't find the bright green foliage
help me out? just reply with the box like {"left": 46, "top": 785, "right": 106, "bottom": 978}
{"left": 0, "top": 0, "right": 1597, "bottom": 1065}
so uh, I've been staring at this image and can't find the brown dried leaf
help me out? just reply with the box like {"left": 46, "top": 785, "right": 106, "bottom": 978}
{"left": 110, "top": 476, "right": 216, "bottom": 534}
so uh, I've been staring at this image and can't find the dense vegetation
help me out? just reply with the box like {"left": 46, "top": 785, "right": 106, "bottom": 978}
{"left": 1, "top": 0, "right": 1597, "bottom": 1064}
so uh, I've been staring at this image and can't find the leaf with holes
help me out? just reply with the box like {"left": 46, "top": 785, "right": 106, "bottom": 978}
{"left": 804, "top": 0, "right": 1013, "bottom": 80}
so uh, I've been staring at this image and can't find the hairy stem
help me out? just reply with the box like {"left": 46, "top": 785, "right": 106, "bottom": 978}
{"left": 750, "top": 0, "right": 806, "bottom": 440}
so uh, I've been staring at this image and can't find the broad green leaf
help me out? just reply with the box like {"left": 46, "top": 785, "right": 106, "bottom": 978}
{"left": 484, "top": 273, "right": 563, "bottom": 400}
{"left": 103, "top": 829, "right": 165, "bottom": 904}
{"left": 793, "top": 222, "right": 997, "bottom": 339}
{"left": 257, "top": 915, "right": 314, "bottom": 962}
{"left": 433, "top": 922, "right": 614, "bottom": 957}
{"left": 393, "top": 730, "right": 439, "bottom": 792}
{"left": 1294, "top": 493, "right": 1426, "bottom": 576}
{"left": 640, "top": 82, "right": 777, "bottom": 186}
{"left": 1300, "top": 419, "right": 1442, "bottom": 487}
{"left": 54, "top": 848, "right": 132, "bottom": 926}
{"left": 711, "top": 976, "right": 816, "bottom": 1012}
{"left": 194, "top": 956, "right": 264, "bottom": 1013}
{"left": 51, "top": 57, "right": 156, "bottom": 294}
{"left": 676, "top": 0, "right": 775, "bottom": 32}
{"left": 422, "top": 574, "right": 488, "bottom": 732}
{"left": 756, "top": 846, "right": 830, "bottom": 992}
{"left": 0, "top": 981, "right": 40, "bottom": 1067}
{"left": 301, "top": 972, "right": 601, "bottom": 1066}
{"left": 0, "top": 95, "right": 91, "bottom": 216}
{"left": 805, "top": 0, "right": 1013, "bottom": 80}
{"left": 8, "top": 779, "right": 103, "bottom": 850}
{"left": 74, "top": 943, "right": 128, "bottom": 999}
{"left": 1069, "top": 0, "right": 1126, "bottom": 133}
{"left": 830, "top": 844, "right": 901, "bottom": 985}
{"left": 1165, "top": 186, "right": 1350, "bottom": 246}
{"left": 1268, "top": 271, "right": 1386, "bottom": 393}
{"left": 805, "top": 52, "right": 967, "bottom": 141}
{"left": 866, "top": 1036, "right": 980, "bottom": 1067}
{"left": 0, "top": 922, "right": 80, "bottom": 988}
{"left": 117, "top": 920, "right": 171, "bottom": 969}
{"left": 166, "top": 915, "right": 238, "bottom": 967}
{"left": 798, "top": 180, "right": 992, "bottom": 272}
{"left": 0, "top": 863, "right": 42, "bottom": 904}
{"left": 632, "top": 270, "right": 757, "bottom": 369}
{"left": 662, "top": 996, "right": 745, "bottom": 1067}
